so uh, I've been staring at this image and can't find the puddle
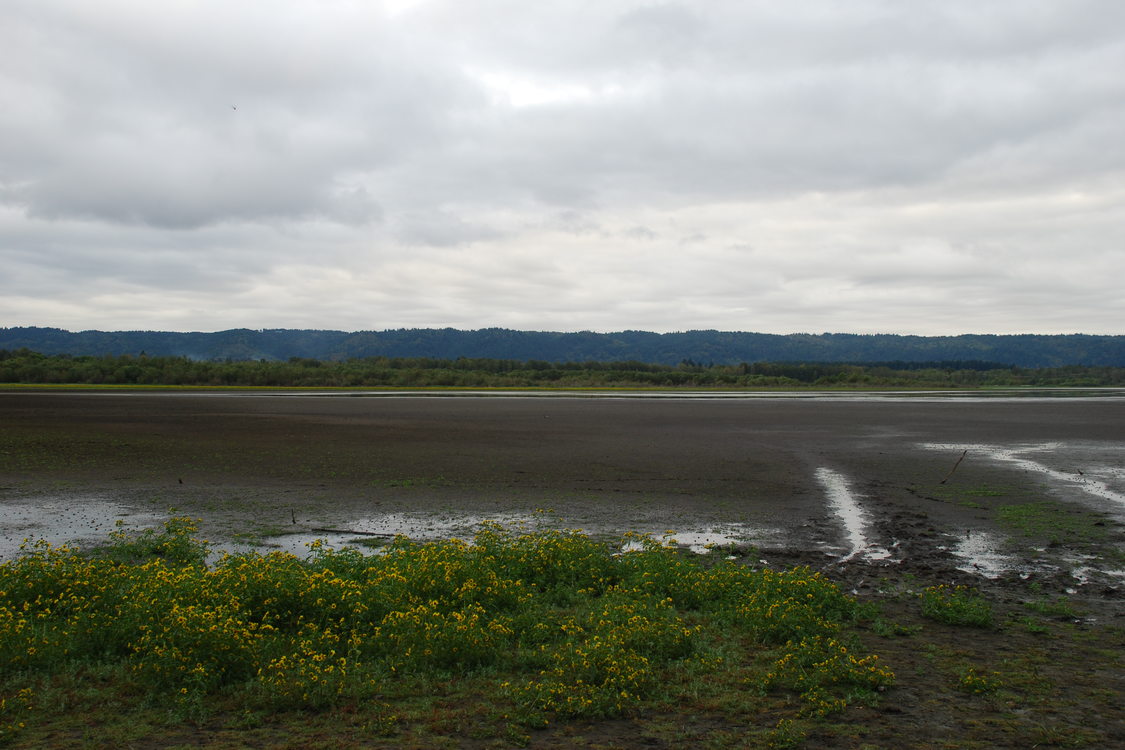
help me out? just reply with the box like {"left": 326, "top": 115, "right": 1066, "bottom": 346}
{"left": 922, "top": 442, "right": 1125, "bottom": 513}
{"left": 248, "top": 515, "right": 780, "bottom": 560}
{"left": 662, "top": 530, "right": 748, "bottom": 554}
{"left": 246, "top": 511, "right": 544, "bottom": 558}
{"left": 944, "top": 535, "right": 1125, "bottom": 586}
{"left": 0, "top": 499, "right": 164, "bottom": 560}
{"left": 1082, "top": 567, "right": 1125, "bottom": 584}
{"left": 1064, "top": 552, "right": 1125, "bottom": 587}
{"left": 949, "top": 531, "right": 1021, "bottom": 579}
{"left": 619, "top": 525, "right": 778, "bottom": 555}
{"left": 815, "top": 468, "right": 891, "bottom": 562}
{"left": 319, "top": 510, "right": 543, "bottom": 540}
{"left": 0, "top": 498, "right": 785, "bottom": 565}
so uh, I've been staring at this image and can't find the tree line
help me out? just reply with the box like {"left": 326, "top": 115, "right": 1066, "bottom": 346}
{"left": 2, "top": 349, "right": 1122, "bottom": 388}
{"left": 4, "top": 327, "right": 1124, "bottom": 367}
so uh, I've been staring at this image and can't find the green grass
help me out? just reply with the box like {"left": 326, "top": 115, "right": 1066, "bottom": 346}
{"left": 930, "top": 483, "right": 1018, "bottom": 503}
{"left": 996, "top": 502, "right": 1110, "bottom": 545}
{"left": 0, "top": 520, "right": 892, "bottom": 746}
{"left": 1024, "top": 595, "right": 1084, "bottom": 619}
{"left": 959, "top": 485, "right": 1015, "bottom": 498}
{"left": 918, "top": 585, "right": 994, "bottom": 628}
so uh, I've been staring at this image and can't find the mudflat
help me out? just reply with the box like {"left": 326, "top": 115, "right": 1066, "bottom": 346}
{"left": 2, "top": 390, "right": 1124, "bottom": 748}
{"left": 1, "top": 391, "right": 1122, "bottom": 559}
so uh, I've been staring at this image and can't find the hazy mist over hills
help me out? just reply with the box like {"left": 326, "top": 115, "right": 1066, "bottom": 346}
{"left": 2, "top": 327, "right": 1122, "bottom": 368}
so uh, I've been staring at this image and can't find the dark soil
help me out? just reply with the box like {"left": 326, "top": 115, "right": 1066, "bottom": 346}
{"left": 2, "top": 390, "right": 1123, "bottom": 748}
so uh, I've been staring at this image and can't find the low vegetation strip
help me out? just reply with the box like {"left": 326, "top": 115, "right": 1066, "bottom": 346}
{"left": 0, "top": 519, "right": 892, "bottom": 745}
{"left": 3, "top": 349, "right": 1124, "bottom": 388}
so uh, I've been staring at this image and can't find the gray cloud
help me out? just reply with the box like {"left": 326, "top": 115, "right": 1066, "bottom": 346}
{"left": 1, "top": 0, "right": 1123, "bottom": 335}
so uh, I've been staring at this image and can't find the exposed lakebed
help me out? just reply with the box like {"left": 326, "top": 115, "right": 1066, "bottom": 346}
{"left": 2, "top": 390, "right": 1123, "bottom": 603}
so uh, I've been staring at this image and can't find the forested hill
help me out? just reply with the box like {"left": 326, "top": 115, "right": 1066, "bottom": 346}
{"left": 2, "top": 327, "right": 1123, "bottom": 367}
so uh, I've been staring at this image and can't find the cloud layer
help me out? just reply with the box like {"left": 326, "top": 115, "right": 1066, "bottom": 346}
{"left": 3, "top": 0, "right": 1123, "bottom": 334}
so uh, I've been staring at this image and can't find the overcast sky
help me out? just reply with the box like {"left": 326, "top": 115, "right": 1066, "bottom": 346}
{"left": 2, "top": 1, "right": 1123, "bottom": 335}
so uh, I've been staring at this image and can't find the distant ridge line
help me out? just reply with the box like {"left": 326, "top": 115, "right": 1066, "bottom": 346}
{"left": 1, "top": 327, "right": 1122, "bottom": 368}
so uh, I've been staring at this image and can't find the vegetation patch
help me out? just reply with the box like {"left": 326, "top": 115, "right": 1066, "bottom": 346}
{"left": 3, "top": 348, "right": 1124, "bottom": 389}
{"left": 956, "top": 666, "right": 1004, "bottom": 695}
{"left": 996, "top": 502, "right": 1111, "bottom": 546}
{"left": 0, "top": 519, "right": 891, "bottom": 746}
{"left": 918, "top": 585, "right": 994, "bottom": 628}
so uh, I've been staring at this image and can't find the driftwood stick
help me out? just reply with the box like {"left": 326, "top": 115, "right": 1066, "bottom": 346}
{"left": 940, "top": 450, "right": 968, "bottom": 484}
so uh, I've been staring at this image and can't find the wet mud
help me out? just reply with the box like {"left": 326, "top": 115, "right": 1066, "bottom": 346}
{"left": 2, "top": 390, "right": 1124, "bottom": 748}
{"left": 1, "top": 392, "right": 1122, "bottom": 592}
